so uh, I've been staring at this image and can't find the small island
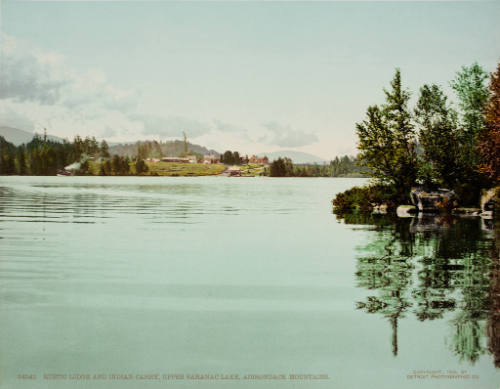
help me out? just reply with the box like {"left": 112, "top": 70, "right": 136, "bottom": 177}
{"left": 333, "top": 61, "right": 500, "bottom": 218}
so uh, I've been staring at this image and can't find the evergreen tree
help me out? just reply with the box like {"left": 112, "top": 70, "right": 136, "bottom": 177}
{"left": 415, "top": 84, "right": 461, "bottom": 188}
{"left": 270, "top": 157, "right": 293, "bottom": 177}
{"left": 103, "top": 160, "right": 112, "bottom": 175}
{"left": 112, "top": 155, "right": 122, "bottom": 175}
{"left": 16, "top": 146, "right": 27, "bottom": 175}
{"left": 135, "top": 159, "right": 149, "bottom": 175}
{"left": 450, "top": 63, "right": 490, "bottom": 174}
{"left": 0, "top": 136, "right": 16, "bottom": 174}
{"left": 383, "top": 69, "right": 418, "bottom": 195}
{"left": 222, "top": 150, "right": 234, "bottom": 165}
{"left": 100, "top": 140, "right": 110, "bottom": 158}
{"left": 137, "top": 142, "right": 150, "bottom": 160}
{"left": 73, "top": 135, "right": 83, "bottom": 161}
{"left": 78, "top": 160, "right": 90, "bottom": 175}
{"left": 233, "top": 151, "right": 240, "bottom": 165}
{"left": 98, "top": 163, "right": 106, "bottom": 176}
{"left": 356, "top": 69, "right": 418, "bottom": 200}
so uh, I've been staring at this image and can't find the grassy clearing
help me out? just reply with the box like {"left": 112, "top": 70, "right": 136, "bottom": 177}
{"left": 88, "top": 161, "right": 102, "bottom": 175}
{"left": 87, "top": 161, "right": 267, "bottom": 176}
{"left": 146, "top": 162, "right": 226, "bottom": 176}
{"left": 88, "top": 160, "right": 227, "bottom": 176}
{"left": 239, "top": 164, "right": 267, "bottom": 176}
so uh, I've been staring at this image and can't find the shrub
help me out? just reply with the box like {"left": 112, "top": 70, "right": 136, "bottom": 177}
{"left": 332, "top": 184, "right": 404, "bottom": 214}
{"left": 135, "top": 159, "right": 149, "bottom": 175}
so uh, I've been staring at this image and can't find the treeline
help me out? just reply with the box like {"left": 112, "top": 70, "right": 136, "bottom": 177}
{"left": 77, "top": 155, "right": 148, "bottom": 176}
{"left": 0, "top": 133, "right": 149, "bottom": 176}
{"left": 268, "top": 155, "right": 368, "bottom": 177}
{"left": 334, "top": 60, "right": 500, "bottom": 211}
{"left": 220, "top": 150, "right": 243, "bottom": 164}
{"left": 0, "top": 134, "right": 109, "bottom": 176}
{"left": 329, "top": 155, "right": 369, "bottom": 177}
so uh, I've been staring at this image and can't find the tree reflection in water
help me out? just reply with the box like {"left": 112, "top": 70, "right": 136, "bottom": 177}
{"left": 338, "top": 212, "right": 498, "bottom": 366}
{"left": 487, "top": 225, "right": 500, "bottom": 368}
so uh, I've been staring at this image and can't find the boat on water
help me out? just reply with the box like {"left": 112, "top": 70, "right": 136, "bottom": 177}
{"left": 56, "top": 169, "right": 73, "bottom": 177}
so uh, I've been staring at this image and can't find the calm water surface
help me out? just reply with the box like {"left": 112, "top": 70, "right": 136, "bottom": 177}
{"left": 0, "top": 176, "right": 498, "bottom": 388}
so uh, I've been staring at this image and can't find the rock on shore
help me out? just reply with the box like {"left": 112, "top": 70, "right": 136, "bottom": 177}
{"left": 410, "top": 188, "right": 457, "bottom": 213}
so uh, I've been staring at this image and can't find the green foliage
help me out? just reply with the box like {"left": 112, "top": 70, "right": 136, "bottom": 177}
{"left": 25, "top": 136, "right": 74, "bottom": 175}
{"left": 337, "top": 62, "right": 495, "bottom": 212}
{"left": 0, "top": 136, "right": 17, "bottom": 174}
{"left": 269, "top": 157, "right": 294, "bottom": 177}
{"left": 329, "top": 155, "right": 368, "bottom": 177}
{"left": 451, "top": 62, "right": 490, "bottom": 141}
{"left": 111, "top": 155, "right": 130, "bottom": 175}
{"left": 16, "top": 146, "right": 27, "bottom": 175}
{"left": 77, "top": 160, "right": 91, "bottom": 175}
{"left": 136, "top": 142, "right": 150, "bottom": 161}
{"left": 73, "top": 135, "right": 99, "bottom": 161}
{"left": 356, "top": 69, "right": 418, "bottom": 199}
{"left": 264, "top": 155, "right": 367, "bottom": 177}
{"left": 100, "top": 140, "right": 110, "bottom": 158}
{"left": 414, "top": 84, "right": 461, "bottom": 188}
{"left": 233, "top": 151, "right": 240, "bottom": 165}
{"left": 332, "top": 184, "right": 403, "bottom": 214}
{"left": 450, "top": 63, "right": 490, "bottom": 185}
{"left": 98, "top": 163, "right": 106, "bottom": 176}
{"left": 134, "top": 159, "right": 149, "bottom": 175}
{"left": 0, "top": 133, "right": 110, "bottom": 176}
{"left": 219, "top": 150, "right": 243, "bottom": 165}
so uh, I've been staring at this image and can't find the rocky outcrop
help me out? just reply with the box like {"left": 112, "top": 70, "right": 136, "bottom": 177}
{"left": 411, "top": 188, "right": 457, "bottom": 213}
{"left": 396, "top": 205, "right": 417, "bottom": 217}
{"left": 481, "top": 187, "right": 499, "bottom": 217}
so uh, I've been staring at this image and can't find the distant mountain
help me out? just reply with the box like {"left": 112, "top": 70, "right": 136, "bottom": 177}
{"left": 109, "top": 140, "right": 219, "bottom": 158}
{"left": 0, "top": 126, "right": 64, "bottom": 145}
{"left": 258, "top": 150, "right": 326, "bottom": 164}
{"left": 0, "top": 126, "right": 34, "bottom": 145}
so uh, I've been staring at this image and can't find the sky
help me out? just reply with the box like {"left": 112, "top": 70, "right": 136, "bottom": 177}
{"left": 0, "top": 1, "right": 499, "bottom": 160}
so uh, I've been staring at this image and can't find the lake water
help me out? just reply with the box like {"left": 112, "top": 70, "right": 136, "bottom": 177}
{"left": 0, "top": 176, "right": 498, "bottom": 389}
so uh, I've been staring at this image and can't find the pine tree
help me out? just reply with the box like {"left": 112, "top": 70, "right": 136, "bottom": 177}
{"left": 16, "top": 147, "right": 27, "bottom": 175}
{"left": 233, "top": 151, "right": 240, "bottom": 165}
{"left": 450, "top": 63, "right": 490, "bottom": 173}
{"left": 100, "top": 140, "right": 110, "bottom": 158}
{"left": 356, "top": 69, "right": 418, "bottom": 199}
{"left": 135, "top": 159, "right": 149, "bottom": 175}
{"left": 382, "top": 69, "right": 418, "bottom": 195}
{"left": 414, "top": 84, "right": 461, "bottom": 188}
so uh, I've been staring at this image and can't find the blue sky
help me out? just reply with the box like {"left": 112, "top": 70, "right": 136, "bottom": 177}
{"left": 1, "top": 1, "right": 499, "bottom": 159}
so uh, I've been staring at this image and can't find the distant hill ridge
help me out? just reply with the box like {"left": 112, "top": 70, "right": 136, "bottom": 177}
{"left": 0, "top": 126, "right": 219, "bottom": 157}
{"left": 108, "top": 140, "right": 219, "bottom": 158}
{"left": 0, "top": 126, "right": 65, "bottom": 146}
{"left": 1, "top": 127, "right": 326, "bottom": 163}
{"left": 258, "top": 150, "right": 326, "bottom": 164}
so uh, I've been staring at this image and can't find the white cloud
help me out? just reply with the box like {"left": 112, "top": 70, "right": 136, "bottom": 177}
{"left": 0, "top": 34, "right": 184, "bottom": 141}
{"left": 259, "top": 121, "right": 318, "bottom": 147}
{"left": 0, "top": 34, "right": 332, "bottom": 157}
{"left": 0, "top": 35, "right": 68, "bottom": 104}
